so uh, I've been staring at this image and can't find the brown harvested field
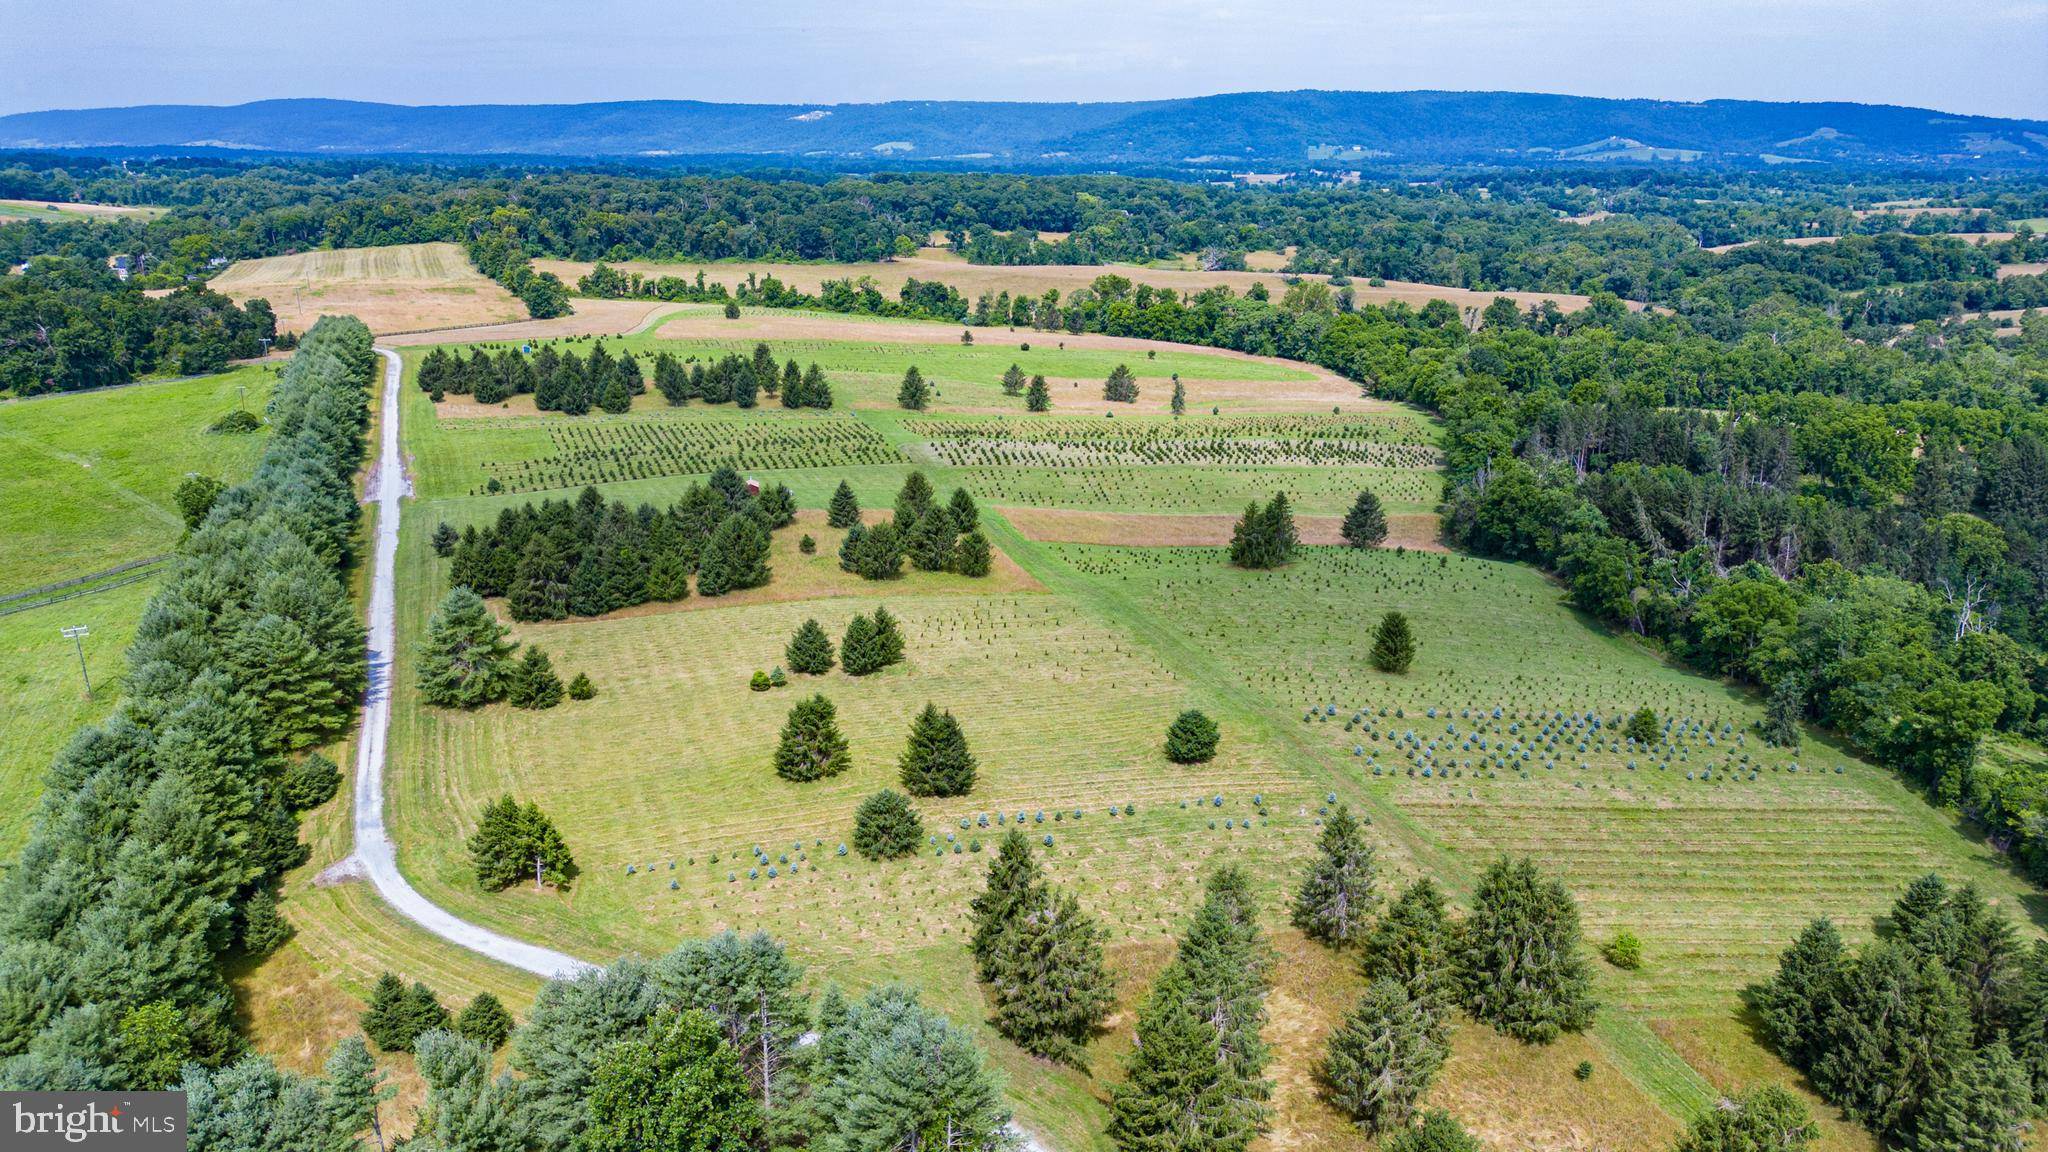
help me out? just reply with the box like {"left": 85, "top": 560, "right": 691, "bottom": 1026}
{"left": 2001, "top": 262, "right": 2048, "bottom": 279}
{"left": 997, "top": 507, "right": 1444, "bottom": 550}
{"left": 1560, "top": 210, "right": 1616, "bottom": 224}
{"left": 532, "top": 250, "right": 1601, "bottom": 313}
{"left": 1854, "top": 201, "right": 1968, "bottom": 219}
{"left": 209, "top": 242, "right": 525, "bottom": 335}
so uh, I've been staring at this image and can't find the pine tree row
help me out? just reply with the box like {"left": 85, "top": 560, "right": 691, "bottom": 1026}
{"left": 416, "top": 340, "right": 832, "bottom": 413}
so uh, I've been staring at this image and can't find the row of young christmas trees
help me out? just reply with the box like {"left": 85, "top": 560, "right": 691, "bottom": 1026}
{"left": 416, "top": 340, "right": 834, "bottom": 413}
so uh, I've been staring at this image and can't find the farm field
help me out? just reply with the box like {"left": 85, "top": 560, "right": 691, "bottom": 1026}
{"left": 287, "top": 310, "right": 2048, "bottom": 1152}
{"left": 0, "top": 363, "right": 278, "bottom": 592}
{"left": 209, "top": 242, "right": 524, "bottom": 335}
{"left": 0, "top": 197, "right": 166, "bottom": 222}
{"left": 532, "top": 249, "right": 1604, "bottom": 313}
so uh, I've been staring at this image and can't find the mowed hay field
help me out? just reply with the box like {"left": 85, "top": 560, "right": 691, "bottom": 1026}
{"left": 262, "top": 314, "right": 2046, "bottom": 1151}
{"left": 0, "top": 198, "right": 166, "bottom": 222}
{"left": 210, "top": 242, "right": 524, "bottom": 335}
{"left": 0, "top": 364, "right": 279, "bottom": 592}
{"left": 533, "top": 249, "right": 1603, "bottom": 313}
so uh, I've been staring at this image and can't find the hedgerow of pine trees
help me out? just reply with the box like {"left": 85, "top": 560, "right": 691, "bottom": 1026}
{"left": 416, "top": 340, "right": 833, "bottom": 413}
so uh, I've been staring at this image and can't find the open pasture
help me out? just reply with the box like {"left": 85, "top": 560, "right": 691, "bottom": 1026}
{"left": 0, "top": 198, "right": 165, "bottom": 222}
{"left": 1079, "top": 543, "right": 2045, "bottom": 1018}
{"left": 0, "top": 364, "right": 277, "bottom": 591}
{"left": 210, "top": 242, "right": 524, "bottom": 335}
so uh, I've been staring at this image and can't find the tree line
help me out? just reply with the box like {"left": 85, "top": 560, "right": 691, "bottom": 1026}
{"left": 0, "top": 255, "right": 278, "bottom": 394}
{"left": 416, "top": 340, "right": 834, "bottom": 412}
{"left": 0, "top": 317, "right": 375, "bottom": 1085}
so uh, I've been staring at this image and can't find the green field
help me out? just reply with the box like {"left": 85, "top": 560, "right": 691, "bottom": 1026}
{"left": 0, "top": 366, "right": 279, "bottom": 591}
{"left": 254, "top": 317, "right": 2048, "bottom": 1150}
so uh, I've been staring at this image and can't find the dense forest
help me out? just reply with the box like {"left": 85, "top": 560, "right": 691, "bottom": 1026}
{"left": 0, "top": 255, "right": 278, "bottom": 393}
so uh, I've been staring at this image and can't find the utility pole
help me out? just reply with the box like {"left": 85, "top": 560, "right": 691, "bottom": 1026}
{"left": 61, "top": 625, "right": 91, "bottom": 699}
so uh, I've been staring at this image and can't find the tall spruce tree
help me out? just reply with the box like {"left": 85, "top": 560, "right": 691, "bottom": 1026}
{"left": 457, "top": 992, "right": 514, "bottom": 1051}
{"left": 1371, "top": 611, "right": 1417, "bottom": 674}
{"left": 970, "top": 830, "right": 1046, "bottom": 980}
{"left": 584, "top": 1010, "right": 762, "bottom": 1152}
{"left": 773, "top": 695, "right": 851, "bottom": 782}
{"left": 361, "top": 972, "right": 411, "bottom": 1052}
{"left": 948, "top": 487, "right": 981, "bottom": 532}
{"left": 827, "top": 481, "right": 862, "bottom": 528}
{"left": 897, "top": 366, "right": 930, "bottom": 411}
{"left": 1107, "top": 965, "right": 1260, "bottom": 1152}
{"left": 508, "top": 646, "right": 565, "bottom": 709}
{"left": 871, "top": 606, "right": 906, "bottom": 667}
{"left": 1322, "top": 978, "right": 1449, "bottom": 1135}
{"left": 895, "top": 472, "right": 937, "bottom": 525}
{"left": 650, "top": 932, "right": 810, "bottom": 1128}
{"left": 987, "top": 887, "right": 1116, "bottom": 1066}
{"left": 840, "top": 613, "right": 883, "bottom": 676}
{"left": 1808, "top": 941, "right": 1971, "bottom": 1144}
{"left": 1171, "top": 376, "right": 1186, "bottom": 417}
{"left": 1001, "top": 364, "right": 1027, "bottom": 396}
{"left": 1909, "top": 1041, "right": 2032, "bottom": 1152}
{"left": 898, "top": 703, "right": 977, "bottom": 797}
{"left": 785, "top": 619, "right": 836, "bottom": 675}
{"left": 1672, "top": 1085, "right": 1818, "bottom": 1152}
{"left": 418, "top": 587, "right": 517, "bottom": 707}
{"left": 1457, "top": 856, "right": 1596, "bottom": 1042}
{"left": 1365, "top": 879, "right": 1457, "bottom": 1002}
{"left": 1341, "top": 490, "right": 1388, "bottom": 547}
{"left": 1291, "top": 804, "right": 1380, "bottom": 946}
{"left": 1025, "top": 374, "right": 1051, "bottom": 412}
{"left": 697, "top": 514, "right": 770, "bottom": 596}
{"left": 1165, "top": 709, "right": 1221, "bottom": 763}
{"left": 906, "top": 507, "right": 959, "bottom": 572}
{"left": 1747, "top": 918, "right": 1848, "bottom": 1068}
{"left": 468, "top": 795, "right": 575, "bottom": 890}
{"left": 952, "top": 530, "right": 993, "bottom": 577}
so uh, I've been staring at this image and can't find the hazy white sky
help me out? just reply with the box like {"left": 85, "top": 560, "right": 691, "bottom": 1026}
{"left": 4, "top": 0, "right": 2045, "bottom": 119}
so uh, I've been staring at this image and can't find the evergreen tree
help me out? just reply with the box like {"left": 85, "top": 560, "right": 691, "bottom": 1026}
{"left": 952, "top": 530, "right": 993, "bottom": 577}
{"left": 650, "top": 932, "right": 810, "bottom": 1126}
{"left": 323, "top": 1036, "right": 393, "bottom": 1152}
{"left": 897, "top": 366, "right": 930, "bottom": 410}
{"left": 844, "top": 519, "right": 905, "bottom": 580}
{"left": 895, "top": 471, "right": 937, "bottom": 524}
{"left": 970, "top": 830, "right": 1047, "bottom": 980}
{"left": 1341, "top": 490, "right": 1388, "bottom": 547}
{"left": 1890, "top": 873, "right": 1950, "bottom": 942}
{"left": 1746, "top": 917, "right": 1847, "bottom": 1068}
{"left": 871, "top": 606, "right": 906, "bottom": 666}
{"left": 509, "top": 535, "right": 572, "bottom": 622}
{"left": 1626, "top": 707, "right": 1660, "bottom": 744}
{"left": 1228, "top": 492, "right": 1298, "bottom": 569}
{"left": 948, "top": 486, "right": 981, "bottom": 532}
{"left": 456, "top": 992, "right": 514, "bottom": 1051}
{"left": 899, "top": 703, "right": 977, "bottom": 797}
{"left": 1025, "top": 374, "right": 1051, "bottom": 412}
{"left": 808, "top": 986, "right": 1011, "bottom": 1152}
{"left": 361, "top": 972, "right": 411, "bottom": 1052}
{"left": 508, "top": 645, "right": 565, "bottom": 709}
{"left": 585, "top": 1010, "right": 762, "bottom": 1152}
{"left": 401, "top": 983, "right": 451, "bottom": 1046}
{"left": 1176, "top": 866, "right": 1273, "bottom": 1088}
{"left": 988, "top": 888, "right": 1116, "bottom": 1066}
{"left": 1909, "top": 1041, "right": 2032, "bottom": 1152}
{"left": 906, "top": 507, "right": 959, "bottom": 572}
{"left": 468, "top": 795, "right": 575, "bottom": 890}
{"left": 1673, "top": 1085, "right": 1818, "bottom": 1152}
{"left": 1108, "top": 964, "right": 1257, "bottom": 1152}
{"left": 785, "top": 619, "right": 836, "bottom": 675}
{"left": 431, "top": 521, "right": 460, "bottom": 557}
{"left": 1365, "top": 879, "right": 1457, "bottom": 1003}
{"left": 1171, "top": 377, "right": 1186, "bottom": 417}
{"left": 732, "top": 363, "right": 759, "bottom": 408}
{"left": 418, "top": 587, "right": 517, "bottom": 708}
{"left": 1371, "top": 611, "right": 1417, "bottom": 674}
{"left": 697, "top": 514, "right": 771, "bottom": 596}
{"left": 644, "top": 549, "right": 691, "bottom": 602}
{"left": 568, "top": 672, "right": 596, "bottom": 700}
{"left": 773, "top": 695, "right": 851, "bottom": 782}
{"left": 599, "top": 376, "right": 632, "bottom": 414}
{"left": 1766, "top": 673, "right": 1806, "bottom": 748}
{"left": 1104, "top": 363, "right": 1140, "bottom": 403}
{"left": 1322, "top": 978, "right": 1448, "bottom": 1135}
{"left": 827, "top": 480, "right": 862, "bottom": 528}
{"left": 1001, "top": 363, "right": 1027, "bottom": 396}
{"left": 1164, "top": 709, "right": 1221, "bottom": 763}
{"left": 840, "top": 613, "right": 883, "bottom": 676}
{"left": 1292, "top": 804, "right": 1379, "bottom": 946}
{"left": 852, "top": 790, "right": 923, "bottom": 860}
{"left": 1808, "top": 941, "right": 1972, "bottom": 1144}
{"left": 1457, "top": 856, "right": 1597, "bottom": 1043}
{"left": 800, "top": 363, "right": 832, "bottom": 409}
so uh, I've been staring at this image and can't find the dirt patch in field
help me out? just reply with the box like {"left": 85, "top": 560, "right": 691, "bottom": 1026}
{"left": 2000, "top": 262, "right": 2047, "bottom": 279}
{"left": 1706, "top": 232, "right": 2016, "bottom": 254}
{"left": 998, "top": 507, "right": 1444, "bottom": 550}
{"left": 533, "top": 253, "right": 1601, "bottom": 315}
{"left": 210, "top": 242, "right": 525, "bottom": 335}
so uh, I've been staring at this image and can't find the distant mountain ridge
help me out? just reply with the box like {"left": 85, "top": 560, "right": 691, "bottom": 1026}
{"left": 3, "top": 90, "right": 2044, "bottom": 167}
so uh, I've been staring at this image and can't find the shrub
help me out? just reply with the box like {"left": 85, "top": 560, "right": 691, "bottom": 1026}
{"left": 508, "top": 646, "right": 565, "bottom": 709}
{"left": 1626, "top": 708, "right": 1660, "bottom": 744}
{"left": 567, "top": 672, "right": 596, "bottom": 700}
{"left": 853, "top": 790, "right": 924, "bottom": 860}
{"left": 456, "top": 991, "right": 514, "bottom": 1050}
{"left": 280, "top": 752, "right": 342, "bottom": 811}
{"left": 1603, "top": 930, "right": 1643, "bottom": 970}
{"left": 1164, "top": 709, "right": 1221, "bottom": 763}
{"left": 1574, "top": 1060, "right": 1593, "bottom": 1081}
{"left": 799, "top": 534, "right": 816, "bottom": 555}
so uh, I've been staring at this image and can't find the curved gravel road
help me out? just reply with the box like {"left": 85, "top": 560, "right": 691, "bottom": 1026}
{"left": 346, "top": 348, "right": 594, "bottom": 981}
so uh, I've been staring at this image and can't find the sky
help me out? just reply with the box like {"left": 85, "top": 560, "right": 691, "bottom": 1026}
{"left": 5, "top": 0, "right": 2046, "bottom": 120}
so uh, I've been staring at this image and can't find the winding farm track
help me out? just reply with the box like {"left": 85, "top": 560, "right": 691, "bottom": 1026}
{"left": 346, "top": 348, "right": 593, "bottom": 980}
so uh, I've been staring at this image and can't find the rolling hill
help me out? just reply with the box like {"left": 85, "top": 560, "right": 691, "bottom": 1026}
{"left": 3, "top": 90, "right": 2044, "bottom": 167}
